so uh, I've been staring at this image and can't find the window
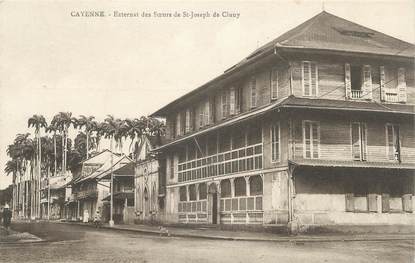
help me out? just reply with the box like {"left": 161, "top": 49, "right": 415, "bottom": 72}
{"left": 302, "top": 61, "right": 318, "bottom": 96}
{"left": 351, "top": 122, "right": 367, "bottom": 161}
{"left": 232, "top": 127, "right": 246, "bottom": 149}
{"left": 179, "top": 186, "right": 187, "bottom": 201}
{"left": 208, "top": 97, "right": 215, "bottom": 124}
{"left": 204, "top": 100, "right": 210, "bottom": 126}
{"left": 229, "top": 87, "right": 236, "bottom": 115}
{"left": 348, "top": 64, "right": 372, "bottom": 99}
{"left": 386, "top": 124, "right": 400, "bottom": 161}
{"left": 271, "top": 68, "right": 278, "bottom": 99}
{"left": 185, "top": 109, "right": 191, "bottom": 133}
{"left": 169, "top": 156, "right": 174, "bottom": 179}
{"left": 236, "top": 86, "right": 242, "bottom": 114}
{"left": 180, "top": 111, "right": 186, "bottom": 135}
{"left": 175, "top": 113, "right": 181, "bottom": 136}
{"left": 198, "top": 183, "right": 207, "bottom": 200}
{"left": 234, "top": 177, "right": 247, "bottom": 197}
{"left": 189, "top": 185, "right": 197, "bottom": 201}
{"left": 219, "top": 131, "right": 231, "bottom": 153}
{"left": 221, "top": 179, "right": 231, "bottom": 198}
{"left": 207, "top": 133, "right": 217, "bottom": 155}
{"left": 271, "top": 123, "right": 280, "bottom": 162}
{"left": 397, "top": 67, "right": 407, "bottom": 103}
{"left": 250, "top": 76, "right": 257, "bottom": 108}
{"left": 303, "top": 121, "right": 320, "bottom": 159}
{"left": 249, "top": 175, "right": 263, "bottom": 196}
{"left": 221, "top": 89, "right": 228, "bottom": 119}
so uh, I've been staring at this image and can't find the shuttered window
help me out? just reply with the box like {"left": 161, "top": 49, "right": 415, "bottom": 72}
{"left": 397, "top": 67, "right": 407, "bottom": 102}
{"left": 303, "top": 121, "right": 320, "bottom": 159}
{"left": 204, "top": 100, "right": 210, "bottom": 126}
{"left": 271, "top": 123, "right": 280, "bottom": 162}
{"left": 351, "top": 122, "right": 367, "bottom": 161}
{"left": 380, "top": 66, "right": 386, "bottom": 101}
{"left": 345, "top": 63, "right": 351, "bottom": 99}
{"left": 362, "top": 65, "right": 372, "bottom": 99}
{"left": 209, "top": 97, "right": 215, "bottom": 124}
{"left": 185, "top": 109, "right": 191, "bottom": 133}
{"left": 386, "top": 124, "right": 400, "bottom": 161}
{"left": 176, "top": 113, "right": 181, "bottom": 136}
{"left": 229, "top": 87, "right": 236, "bottom": 115}
{"left": 302, "top": 61, "right": 318, "bottom": 96}
{"left": 236, "top": 87, "right": 242, "bottom": 114}
{"left": 250, "top": 76, "right": 257, "bottom": 108}
{"left": 271, "top": 68, "right": 278, "bottom": 100}
{"left": 221, "top": 89, "right": 228, "bottom": 119}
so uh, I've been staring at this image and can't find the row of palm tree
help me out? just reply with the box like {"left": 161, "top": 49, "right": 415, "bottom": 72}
{"left": 4, "top": 112, "right": 165, "bottom": 219}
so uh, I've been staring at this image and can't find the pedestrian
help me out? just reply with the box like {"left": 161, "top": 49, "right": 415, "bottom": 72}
{"left": 2, "top": 204, "right": 12, "bottom": 232}
{"left": 93, "top": 209, "right": 101, "bottom": 228}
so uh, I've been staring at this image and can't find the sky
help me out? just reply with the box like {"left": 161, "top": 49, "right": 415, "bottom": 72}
{"left": 0, "top": 0, "right": 414, "bottom": 189}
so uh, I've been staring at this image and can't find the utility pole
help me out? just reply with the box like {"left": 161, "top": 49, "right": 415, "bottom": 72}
{"left": 109, "top": 136, "right": 114, "bottom": 227}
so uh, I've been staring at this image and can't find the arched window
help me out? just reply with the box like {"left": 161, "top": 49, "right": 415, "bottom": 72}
{"left": 189, "top": 184, "right": 197, "bottom": 201}
{"left": 199, "top": 183, "right": 207, "bottom": 200}
{"left": 234, "top": 177, "right": 246, "bottom": 196}
{"left": 136, "top": 186, "right": 141, "bottom": 210}
{"left": 179, "top": 186, "right": 187, "bottom": 201}
{"left": 249, "top": 175, "right": 263, "bottom": 196}
{"left": 221, "top": 179, "right": 231, "bottom": 198}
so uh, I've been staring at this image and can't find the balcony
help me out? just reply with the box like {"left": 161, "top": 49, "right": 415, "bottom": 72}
{"left": 385, "top": 92, "right": 398, "bottom": 103}
{"left": 177, "top": 143, "right": 263, "bottom": 183}
{"left": 76, "top": 188, "right": 98, "bottom": 200}
{"left": 351, "top": 90, "right": 363, "bottom": 99}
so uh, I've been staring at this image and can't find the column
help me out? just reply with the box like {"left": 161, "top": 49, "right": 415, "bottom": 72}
{"left": 230, "top": 178, "right": 235, "bottom": 224}
{"left": 245, "top": 177, "right": 250, "bottom": 224}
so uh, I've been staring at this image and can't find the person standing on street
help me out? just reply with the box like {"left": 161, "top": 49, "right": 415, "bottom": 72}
{"left": 2, "top": 204, "right": 12, "bottom": 232}
{"left": 93, "top": 209, "right": 101, "bottom": 228}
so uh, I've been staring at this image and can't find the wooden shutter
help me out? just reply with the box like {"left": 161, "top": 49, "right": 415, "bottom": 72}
{"left": 386, "top": 124, "right": 395, "bottom": 160}
{"left": 368, "top": 194, "right": 378, "bottom": 212}
{"left": 380, "top": 66, "right": 386, "bottom": 101}
{"left": 185, "top": 109, "right": 191, "bottom": 133}
{"left": 311, "top": 62, "right": 318, "bottom": 96}
{"left": 362, "top": 65, "right": 372, "bottom": 100}
{"left": 345, "top": 63, "right": 351, "bottom": 99}
{"left": 302, "top": 61, "right": 310, "bottom": 96}
{"left": 397, "top": 67, "right": 407, "bottom": 102}
{"left": 190, "top": 109, "right": 194, "bottom": 132}
{"left": 204, "top": 100, "right": 210, "bottom": 125}
{"left": 345, "top": 193, "right": 354, "bottom": 212}
{"left": 351, "top": 123, "right": 361, "bottom": 160}
{"left": 209, "top": 97, "right": 215, "bottom": 124}
{"left": 229, "top": 87, "right": 236, "bottom": 115}
{"left": 199, "top": 105, "right": 204, "bottom": 128}
{"left": 250, "top": 77, "right": 257, "bottom": 108}
{"left": 361, "top": 123, "right": 367, "bottom": 161}
{"left": 176, "top": 113, "right": 181, "bottom": 136}
{"left": 381, "top": 193, "right": 390, "bottom": 213}
{"left": 271, "top": 68, "right": 278, "bottom": 99}
{"left": 221, "top": 90, "right": 227, "bottom": 119}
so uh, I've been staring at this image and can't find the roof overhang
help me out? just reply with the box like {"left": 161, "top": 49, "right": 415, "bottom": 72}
{"left": 289, "top": 159, "right": 415, "bottom": 170}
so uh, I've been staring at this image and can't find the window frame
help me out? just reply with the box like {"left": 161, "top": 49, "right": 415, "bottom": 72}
{"left": 385, "top": 123, "right": 401, "bottom": 161}
{"left": 302, "top": 120, "right": 320, "bottom": 159}
{"left": 350, "top": 122, "right": 368, "bottom": 161}
{"left": 271, "top": 67, "right": 278, "bottom": 100}
{"left": 250, "top": 76, "right": 257, "bottom": 108}
{"left": 270, "top": 123, "right": 281, "bottom": 163}
{"left": 301, "top": 61, "right": 319, "bottom": 97}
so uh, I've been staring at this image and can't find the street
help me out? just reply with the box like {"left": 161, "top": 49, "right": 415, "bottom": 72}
{"left": 0, "top": 222, "right": 413, "bottom": 263}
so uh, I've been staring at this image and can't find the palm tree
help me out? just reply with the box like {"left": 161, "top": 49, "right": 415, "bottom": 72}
{"left": 28, "top": 114, "right": 47, "bottom": 219}
{"left": 73, "top": 115, "right": 96, "bottom": 159}
{"left": 51, "top": 112, "right": 73, "bottom": 174}
{"left": 45, "top": 123, "right": 58, "bottom": 176}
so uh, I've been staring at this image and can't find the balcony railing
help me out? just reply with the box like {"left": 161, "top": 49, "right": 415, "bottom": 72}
{"left": 351, "top": 90, "right": 363, "bottom": 99}
{"left": 178, "top": 143, "right": 263, "bottom": 182}
{"left": 385, "top": 92, "right": 398, "bottom": 102}
{"left": 76, "top": 188, "right": 98, "bottom": 200}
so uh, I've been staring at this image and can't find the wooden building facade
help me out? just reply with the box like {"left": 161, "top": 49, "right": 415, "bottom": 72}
{"left": 151, "top": 11, "right": 415, "bottom": 231}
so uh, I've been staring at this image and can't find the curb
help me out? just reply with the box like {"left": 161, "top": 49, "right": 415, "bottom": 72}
{"left": 54, "top": 222, "right": 415, "bottom": 243}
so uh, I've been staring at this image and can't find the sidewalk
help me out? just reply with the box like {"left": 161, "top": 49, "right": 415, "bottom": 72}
{"left": 58, "top": 221, "right": 415, "bottom": 242}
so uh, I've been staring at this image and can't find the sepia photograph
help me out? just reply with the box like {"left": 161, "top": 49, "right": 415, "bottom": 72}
{"left": 0, "top": 0, "right": 414, "bottom": 262}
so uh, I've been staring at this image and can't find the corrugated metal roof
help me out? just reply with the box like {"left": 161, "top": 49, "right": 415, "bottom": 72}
{"left": 151, "top": 11, "right": 415, "bottom": 117}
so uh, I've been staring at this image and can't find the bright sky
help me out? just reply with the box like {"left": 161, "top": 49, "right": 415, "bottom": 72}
{"left": 0, "top": 0, "right": 414, "bottom": 189}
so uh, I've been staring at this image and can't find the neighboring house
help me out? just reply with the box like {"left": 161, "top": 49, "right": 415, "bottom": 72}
{"left": 67, "top": 150, "right": 133, "bottom": 222}
{"left": 135, "top": 135, "right": 166, "bottom": 223}
{"left": 150, "top": 11, "right": 415, "bottom": 231}
{"left": 40, "top": 172, "right": 71, "bottom": 220}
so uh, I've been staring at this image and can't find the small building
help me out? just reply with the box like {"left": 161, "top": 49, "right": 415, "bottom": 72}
{"left": 134, "top": 136, "right": 166, "bottom": 223}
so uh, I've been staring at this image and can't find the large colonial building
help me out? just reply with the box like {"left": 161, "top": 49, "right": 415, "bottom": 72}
{"left": 151, "top": 11, "right": 415, "bottom": 231}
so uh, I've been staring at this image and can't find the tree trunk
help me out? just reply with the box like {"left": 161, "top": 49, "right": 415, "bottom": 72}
{"left": 54, "top": 132, "right": 57, "bottom": 176}
{"left": 86, "top": 130, "right": 89, "bottom": 159}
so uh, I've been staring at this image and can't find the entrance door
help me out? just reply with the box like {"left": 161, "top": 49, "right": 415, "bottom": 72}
{"left": 212, "top": 193, "right": 218, "bottom": 224}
